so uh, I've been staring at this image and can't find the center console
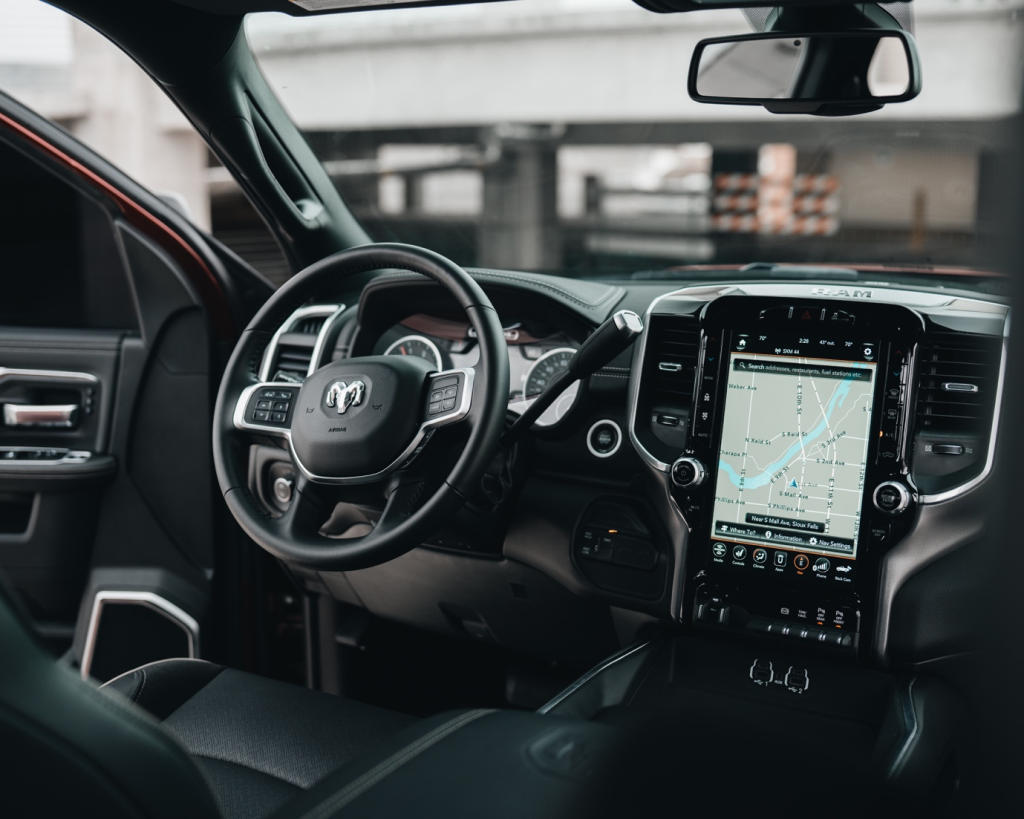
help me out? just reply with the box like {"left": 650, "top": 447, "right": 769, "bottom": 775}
{"left": 632, "top": 294, "right": 925, "bottom": 660}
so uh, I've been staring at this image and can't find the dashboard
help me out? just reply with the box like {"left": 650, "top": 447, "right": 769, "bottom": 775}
{"left": 256, "top": 270, "right": 1006, "bottom": 673}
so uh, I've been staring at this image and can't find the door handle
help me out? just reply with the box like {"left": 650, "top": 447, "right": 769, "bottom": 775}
{"left": 3, "top": 404, "right": 79, "bottom": 428}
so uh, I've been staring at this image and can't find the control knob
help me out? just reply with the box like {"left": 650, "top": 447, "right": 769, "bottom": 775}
{"left": 671, "top": 457, "right": 707, "bottom": 489}
{"left": 273, "top": 476, "right": 294, "bottom": 504}
{"left": 873, "top": 481, "right": 911, "bottom": 515}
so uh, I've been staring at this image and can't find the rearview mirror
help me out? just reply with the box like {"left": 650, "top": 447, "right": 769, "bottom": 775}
{"left": 689, "top": 30, "right": 922, "bottom": 115}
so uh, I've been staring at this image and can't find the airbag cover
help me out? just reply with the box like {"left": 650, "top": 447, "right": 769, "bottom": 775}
{"left": 290, "top": 355, "right": 434, "bottom": 478}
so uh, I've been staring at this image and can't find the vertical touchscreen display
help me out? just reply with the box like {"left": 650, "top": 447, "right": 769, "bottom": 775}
{"left": 710, "top": 350, "right": 876, "bottom": 569}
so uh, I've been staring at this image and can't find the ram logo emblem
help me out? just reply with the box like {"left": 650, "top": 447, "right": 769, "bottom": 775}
{"left": 325, "top": 380, "right": 365, "bottom": 414}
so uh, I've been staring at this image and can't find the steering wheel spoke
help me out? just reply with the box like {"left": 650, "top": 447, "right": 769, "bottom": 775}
{"left": 276, "top": 473, "right": 333, "bottom": 541}
{"left": 233, "top": 382, "right": 301, "bottom": 439}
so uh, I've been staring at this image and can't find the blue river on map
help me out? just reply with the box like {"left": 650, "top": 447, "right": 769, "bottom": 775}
{"left": 718, "top": 364, "right": 872, "bottom": 490}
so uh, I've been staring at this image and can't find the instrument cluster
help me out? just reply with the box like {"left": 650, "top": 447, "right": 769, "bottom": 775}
{"left": 374, "top": 315, "right": 580, "bottom": 427}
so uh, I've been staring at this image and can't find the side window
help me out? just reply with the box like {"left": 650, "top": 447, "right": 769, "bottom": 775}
{"left": 0, "top": 138, "right": 137, "bottom": 329}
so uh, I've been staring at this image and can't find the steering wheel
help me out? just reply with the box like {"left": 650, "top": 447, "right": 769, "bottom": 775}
{"left": 213, "top": 244, "right": 510, "bottom": 571}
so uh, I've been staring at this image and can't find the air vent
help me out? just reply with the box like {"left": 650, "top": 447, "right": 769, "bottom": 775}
{"left": 272, "top": 333, "right": 318, "bottom": 382}
{"left": 646, "top": 315, "right": 700, "bottom": 415}
{"left": 293, "top": 316, "right": 328, "bottom": 335}
{"left": 915, "top": 330, "right": 1002, "bottom": 434}
{"left": 261, "top": 305, "right": 342, "bottom": 383}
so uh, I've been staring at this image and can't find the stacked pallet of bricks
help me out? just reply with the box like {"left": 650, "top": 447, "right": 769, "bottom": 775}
{"left": 710, "top": 173, "right": 840, "bottom": 235}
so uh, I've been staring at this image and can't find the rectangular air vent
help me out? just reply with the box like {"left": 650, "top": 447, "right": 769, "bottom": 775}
{"left": 915, "top": 330, "right": 1002, "bottom": 434}
{"left": 272, "top": 333, "right": 318, "bottom": 382}
{"left": 293, "top": 315, "right": 328, "bottom": 336}
{"left": 646, "top": 315, "right": 700, "bottom": 416}
{"left": 261, "top": 305, "right": 341, "bottom": 383}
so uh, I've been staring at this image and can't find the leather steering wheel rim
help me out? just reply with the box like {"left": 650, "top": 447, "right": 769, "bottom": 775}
{"left": 212, "top": 243, "right": 509, "bottom": 571}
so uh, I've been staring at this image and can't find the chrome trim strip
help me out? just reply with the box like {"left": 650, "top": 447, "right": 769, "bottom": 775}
{"left": 586, "top": 419, "right": 623, "bottom": 459}
{"left": 0, "top": 447, "right": 91, "bottom": 465}
{"left": 0, "top": 367, "right": 98, "bottom": 384}
{"left": 887, "top": 676, "right": 919, "bottom": 780}
{"left": 918, "top": 312, "right": 1009, "bottom": 504}
{"left": 233, "top": 368, "right": 475, "bottom": 486}
{"left": 258, "top": 304, "right": 341, "bottom": 382}
{"left": 307, "top": 303, "right": 349, "bottom": 377}
{"left": 536, "top": 640, "right": 652, "bottom": 715}
{"left": 80, "top": 591, "right": 199, "bottom": 680}
{"left": 626, "top": 291, "right": 675, "bottom": 474}
{"left": 3, "top": 403, "right": 78, "bottom": 427}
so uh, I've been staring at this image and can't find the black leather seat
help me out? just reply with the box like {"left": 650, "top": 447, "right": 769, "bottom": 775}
{"left": 0, "top": 582, "right": 425, "bottom": 819}
{"left": 101, "top": 659, "right": 419, "bottom": 819}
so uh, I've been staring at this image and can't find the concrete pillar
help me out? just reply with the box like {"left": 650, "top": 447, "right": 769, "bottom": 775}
{"left": 69, "top": 22, "right": 210, "bottom": 229}
{"left": 478, "top": 126, "right": 562, "bottom": 271}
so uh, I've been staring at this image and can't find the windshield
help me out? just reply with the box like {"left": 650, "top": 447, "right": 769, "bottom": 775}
{"left": 246, "top": 0, "right": 1024, "bottom": 281}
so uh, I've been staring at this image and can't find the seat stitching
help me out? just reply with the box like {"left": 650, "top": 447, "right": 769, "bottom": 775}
{"left": 298, "top": 709, "right": 495, "bottom": 819}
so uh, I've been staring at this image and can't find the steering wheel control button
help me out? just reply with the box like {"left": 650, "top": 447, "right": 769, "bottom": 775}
{"left": 587, "top": 420, "right": 622, "bottom": 458}
{"left": 873, "top": 481, "right": 911, "bottom": 515}
{"left": 248, "top": 388, "right": 297, "bottom": 426}
{"left": 425, "top": 373, "right": 465, "bottom": 419}
{"left": 670, "top": 457, "right": 706, "bottom": 489}
{"left": 753, "top": 548, "right": 768, "bottom": 564}
{"left": 731, "top": 544, "right": 747, "bottom": 561}
{"left": 793, "top": 553, "right": 810, "bottom": 571}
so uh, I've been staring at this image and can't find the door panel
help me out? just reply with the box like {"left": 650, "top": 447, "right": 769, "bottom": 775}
{"left": 0, "top": 93, "right": 272, "bottom": 675}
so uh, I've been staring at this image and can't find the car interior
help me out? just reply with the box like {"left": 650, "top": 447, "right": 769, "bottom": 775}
{"left": 1, "top": 0, "right": 1022, "bottom": 816}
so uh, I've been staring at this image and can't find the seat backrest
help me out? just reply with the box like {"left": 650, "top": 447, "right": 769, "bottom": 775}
{"left": 0, "top": 580, "right": 221, "bottom": 818}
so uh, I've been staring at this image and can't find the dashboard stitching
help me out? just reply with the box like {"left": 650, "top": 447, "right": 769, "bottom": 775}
{"left": 466, "top": 268, "right": 621, "bottom": 308}
{"left": 374, "top": 268, "right": 619, "bottom": 310}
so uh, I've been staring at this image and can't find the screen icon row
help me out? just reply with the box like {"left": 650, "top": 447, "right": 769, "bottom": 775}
{"left": 712, "top": 542, "right": 840, "bottom": 576}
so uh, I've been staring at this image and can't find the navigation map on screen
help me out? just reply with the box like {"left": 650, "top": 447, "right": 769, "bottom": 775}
{"left": 711, "top": 352, "right": 876, "bottom": 560}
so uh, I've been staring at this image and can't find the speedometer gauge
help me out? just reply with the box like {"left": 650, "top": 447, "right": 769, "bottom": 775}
{"left": 524, "top": 348, "right": 576, "bottom": 397}
{"left": 384, "top": 335, "right": 443, "bottom": 370}
{"left": 510, "top": 347, "right": 579, "bottom": 427}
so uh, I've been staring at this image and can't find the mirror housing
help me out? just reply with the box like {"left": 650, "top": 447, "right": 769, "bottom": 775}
{"left": 688, "top": 29, "right": 922, "bottom": 116}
